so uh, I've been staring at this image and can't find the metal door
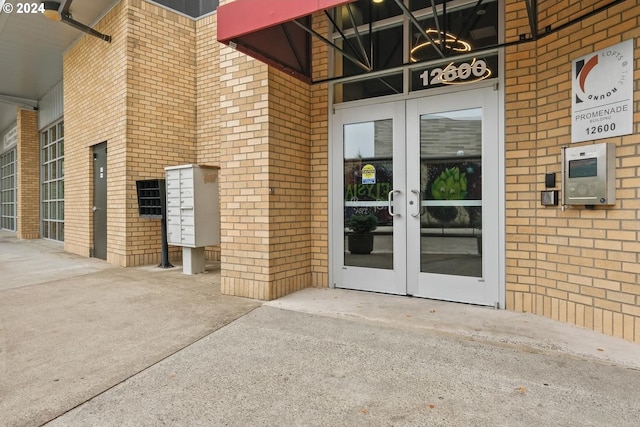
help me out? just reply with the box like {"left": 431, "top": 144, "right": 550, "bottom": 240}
{"left": 92, "top": 142, "right": 107, "bottom": 260}
{"left": 331, "top": 87, "right": 501, "bottom": 306}
{"left": 406, "top": 87, "right": 500, "bottom": 306}
{"left": 331, "top": 101, "right": 407, "bottom": 295}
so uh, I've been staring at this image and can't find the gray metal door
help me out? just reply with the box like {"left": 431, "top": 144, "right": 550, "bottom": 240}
{"left": 92, "top": 142, "right": 107, "bottom": 260}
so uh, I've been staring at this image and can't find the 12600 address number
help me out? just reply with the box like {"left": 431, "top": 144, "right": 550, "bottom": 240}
{"left": 420, "top": 59, "right": 490, "bottom": 87}
{"left": 586, "top": 123, "right": 616, "bottom": 135}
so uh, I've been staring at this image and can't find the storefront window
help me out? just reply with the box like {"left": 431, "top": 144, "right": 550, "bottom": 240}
{"left": 0, "top": 148, "right": 16, "bottom": 231}
{"left": 333, "top": 0, "right": 403, "bottom": 31}
{"left": 331, "top": 0, "right": 499, "bottom": 100}
{"left": 408, "top": 1, "right": 498, "bottom": 63}
{"left": 41, "top": 120, "right": 64, "bottom": 241}
{"left": 334, "top": 72, "right": 403, "bottom": 103}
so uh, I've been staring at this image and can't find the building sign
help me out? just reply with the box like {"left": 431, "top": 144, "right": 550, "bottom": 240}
{"left": 411, "top": 54, "right": 498, "bottom": 92}
{"left": 2, "top": 126, "right": 17, "bottom": 151}
{"left": 572, "top": 39, "right": 633, "bottom": 143}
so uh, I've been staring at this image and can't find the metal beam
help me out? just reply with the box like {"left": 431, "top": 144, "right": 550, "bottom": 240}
{"left": 0, "top": 94, "right": 38, "bottom": 109}
{"left": 346, "top": 3, "right": 371, "bottom": 68}
{"left": 392, "top": 0, "right": 445, "bottom": 58}
{"left": 429, "top": 0, "right": 443, "bottom": 46}
{"left": 524, "top": 0, "right": 538, "bottom": 40}
{"left": 449, "top": 0, "right": 485, "bottom": 55}
{"left": 59, "top": 0, "right": 112, "bottom": 42}
{"left": 292, "top": 19, "right": 372, "bottom": 73}
{"left": 281, "top": 24, "right": 308, "bottom": 76}
{"left": 324, "top": 10, "right": 369, "bottom": 67}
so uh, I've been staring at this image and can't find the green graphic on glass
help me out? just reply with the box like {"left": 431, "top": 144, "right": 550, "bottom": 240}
{"left": 431, "top": 167, "right": 468, "bottom": 200}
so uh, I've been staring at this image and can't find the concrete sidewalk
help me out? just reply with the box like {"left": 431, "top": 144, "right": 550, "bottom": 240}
{"left": 0, "top": 232, "right": 260, "bottom": 426}
{"left": 2, "top": 231, "right": 640, "bottom": 426}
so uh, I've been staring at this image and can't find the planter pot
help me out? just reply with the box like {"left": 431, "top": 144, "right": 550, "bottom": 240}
{"left": 348, "top": 233, "right": 374, "bottom": 254}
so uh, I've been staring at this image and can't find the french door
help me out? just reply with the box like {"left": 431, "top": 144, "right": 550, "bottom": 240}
{"left": 331, "top": 86, "right": 501, "bottom": 306}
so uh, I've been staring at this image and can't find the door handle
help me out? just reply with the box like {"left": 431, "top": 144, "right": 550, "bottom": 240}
{"left": 410, "top": 189, "right": 423, "bottom": 217}
{"left": 388, "top": 190, "right": 401, "bottom": 217}
{"left": 92, "top": 206, "right": 98, "bottom": 212}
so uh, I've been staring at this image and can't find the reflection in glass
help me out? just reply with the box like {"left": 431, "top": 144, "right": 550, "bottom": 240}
{"left": 334, "top": 0, "right": 402, "bottom": 31}
{"left": 335, "top": 26, "right": 404, "bottom": 79}
{"left": 334, "top": 73, "right": 403, "bottom": 103}
{"left": 420, "top": 108, "right": 482, "bottom": 277}
{"left": 408, "top": 1, "right": 499, "bottom": 63}
{"left": 344, "top": 119, "right": 393, "bottom": 270}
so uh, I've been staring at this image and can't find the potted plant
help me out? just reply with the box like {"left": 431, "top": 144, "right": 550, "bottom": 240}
{"left": 347, "top": 213, "right": 378, "bottom": 254}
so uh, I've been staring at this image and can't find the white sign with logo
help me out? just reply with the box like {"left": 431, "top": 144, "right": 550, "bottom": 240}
{"left": 571, "top": 39, "right": 633, "bottom": 143}
{"left": 3, "top": 126, "right": 17, "bottom": 151}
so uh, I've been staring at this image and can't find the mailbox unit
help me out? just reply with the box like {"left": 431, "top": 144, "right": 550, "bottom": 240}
{"left": 165, "top": 164, "right": 220, "bottom": 274}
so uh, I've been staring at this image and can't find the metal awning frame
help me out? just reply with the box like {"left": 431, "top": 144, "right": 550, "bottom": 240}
{"left": 297, "top": 0, "right": 627, "bottom": 85}
{"left": 287, "top": 0, "right": 501, "bottom": 83}
{"left": 58, "top": 0, "right": 112, "bottom": 42}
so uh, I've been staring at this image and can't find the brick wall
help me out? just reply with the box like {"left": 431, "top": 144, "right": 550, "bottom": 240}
{"left": 196, "top": 13, "right": 222, "bottom": 262}
{"left": 310, "top": 13, "right": 330, "bottom": 287}
{"left": 266, "top": 70, "right": 312, "bottom": 298}
{"left": 125, "top": 0, "right": 197, "bottom": 266}
{"left": 215, "top": 6, "right": 331, "bottom": 299}
{"left": 64, "top": 0, "right": 127, "bottom": 259}
{"left": 16, "top": 109, "right": 39, "bottom": 239}
{"left": 505, "top": 0, "right": 640, "bottom": 342}
{"left": 65, "top": 0, "right": 196, "bottom": 266}
{"left": 217, "top": 44, "right": 271, "bottom": 298}
{"left": 196, "top": 13, "right": 221, "bottom": 167}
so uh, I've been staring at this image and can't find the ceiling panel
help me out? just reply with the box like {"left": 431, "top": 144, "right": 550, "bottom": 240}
{"left": 0, "top": 0, "right": 117, "bottom": 133}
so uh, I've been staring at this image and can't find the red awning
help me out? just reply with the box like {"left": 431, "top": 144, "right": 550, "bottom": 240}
{"left": 217, "top": 0, "right": 356, "bottom": 83}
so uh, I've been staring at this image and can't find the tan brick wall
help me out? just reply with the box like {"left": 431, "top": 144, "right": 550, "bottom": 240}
{"left": 215, "top": 6, "right": 331, "bottom": 299}
{"left": 125, "top": 0, "right": 196, "bottom": 266}
{"left": 64, "top": 0, "right": 127, "bottom": 259}
{"left": 505, "top": 0, "right": 640, "bottom": 343}
{"left": 217, "top": 44, "right": 271, "bottom": 299}
{"left": 65, "top": 0, "right": 196, "bottom": 266}
{"left": 310, "top": 13, "right": 330, "bottom": 288}
{"left": 16, "top": 109, "right": 40, "bottom": 239}
{"left": 196, "top": 13, "right": 222, "bottom": 262}
{"left": 196, "top": 13, "right": 221, "bottom": 167}
{"left": 267, "top": 69, "right": 312, "bottom": 298}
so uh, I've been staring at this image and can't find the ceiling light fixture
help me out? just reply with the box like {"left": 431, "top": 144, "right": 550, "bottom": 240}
{"left": 40, "top": 0, "right": 111, "bottom": 42}
{"left": 410, "top": 29, "right": 471, "bottom": 62}
{"left": 42, "top": 1, "right": 61, "bottom": 21}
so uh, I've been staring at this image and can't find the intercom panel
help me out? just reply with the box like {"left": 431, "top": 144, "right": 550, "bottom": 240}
{"left": 563, "top": 142, "right": 616, "bottom": 205}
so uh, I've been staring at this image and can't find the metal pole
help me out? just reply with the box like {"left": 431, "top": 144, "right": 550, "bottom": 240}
{"left": 158, "top": 179, "right": 173, "bottom": 268}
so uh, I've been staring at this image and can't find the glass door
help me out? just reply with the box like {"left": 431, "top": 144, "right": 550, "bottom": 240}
{"left": 331, "top": 87, "right": 501, "bottom": 305}
{"left": 332, "top": 101, "right": 407, "bottom": 295}
{"left": 406, "top": 87, "right": 500, "bottom": 305}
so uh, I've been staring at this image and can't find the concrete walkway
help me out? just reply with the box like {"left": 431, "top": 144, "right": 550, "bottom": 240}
{"left": 1, "top": 231, "right": 640, "bottom": 426}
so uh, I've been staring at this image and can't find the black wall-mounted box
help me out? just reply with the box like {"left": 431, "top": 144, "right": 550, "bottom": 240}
{"left": 135, "top": 179, "right": 166, "bottom": 218}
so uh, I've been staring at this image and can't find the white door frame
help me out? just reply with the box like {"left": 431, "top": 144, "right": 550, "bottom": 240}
{"left": 329, "top": 84, "right": 505, "bottom": 308}
{"left": 406, "top": 86, "right": 500, "bottom": 306}
{"left": 330, "top": 100, "right": 407, "bottom": 295}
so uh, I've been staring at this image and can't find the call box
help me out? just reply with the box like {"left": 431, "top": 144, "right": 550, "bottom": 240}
{"left": 563, "top": 142, "right": 616, "bottom": 206}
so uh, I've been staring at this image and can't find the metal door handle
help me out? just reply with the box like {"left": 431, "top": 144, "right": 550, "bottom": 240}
{"left": 92, "top": 206, "right": 98, "bottom": 212}
{"left": 410, "top": 189, "right": 423, "bottom": 217}
{"left": 388, "top": 190, "right": 401, "bottom": 217}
